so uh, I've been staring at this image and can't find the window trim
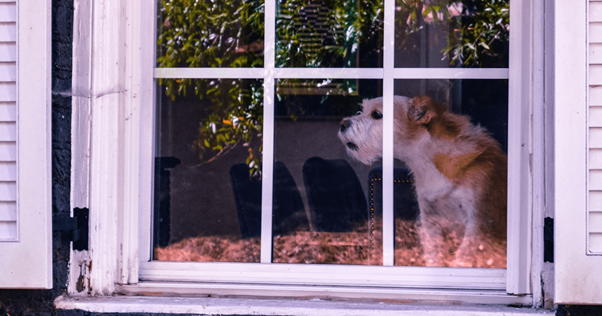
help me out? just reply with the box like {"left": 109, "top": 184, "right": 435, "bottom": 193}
{"left": 68, "top": 0, "right": 544, "bottom": 304}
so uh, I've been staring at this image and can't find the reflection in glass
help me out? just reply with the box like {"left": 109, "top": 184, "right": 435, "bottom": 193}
{"left": 156, "top": 0, "right": 264, "bottom": 68}
{"left": 153, "top": 79, "right": 263, "bottom": 263}
{"left": 276, "top": 0, "right": 384, "bottom": 68}
{"left": 273, "top": 79, "right": 383, "bottom": 265}
{"left": 395, "top": 0, "right": 509, "bottom": 68}
{"left": 392, "top": 79, "right": 508, "bottom": 268}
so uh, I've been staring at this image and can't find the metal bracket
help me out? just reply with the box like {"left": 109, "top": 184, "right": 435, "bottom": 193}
{"left": 53, "top": 207, "right": 89, "bottom": 251}
{"left": 544, "top": 217, "right": 554, "bottom": 263}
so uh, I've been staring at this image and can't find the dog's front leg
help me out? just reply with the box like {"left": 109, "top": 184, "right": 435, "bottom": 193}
{"left": 453, "top": 203, "right": 481, "bottom": 267}
{"left": 417, "top": 201, "right": 444, "bottom": 267}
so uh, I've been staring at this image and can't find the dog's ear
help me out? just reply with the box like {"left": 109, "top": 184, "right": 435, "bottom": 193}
{"left": 407, "top": 96, "right": 446, "bottom": 125}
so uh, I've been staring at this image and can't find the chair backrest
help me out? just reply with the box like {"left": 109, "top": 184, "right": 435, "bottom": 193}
{"left": 303, "top": 157, "right": 367, "bottom": 232}
{"left": 230, "top": 161, "right": 308, "bottom": 239}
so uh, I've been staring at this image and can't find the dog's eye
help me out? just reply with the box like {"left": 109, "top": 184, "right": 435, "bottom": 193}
{"left": 355, "top": 111, "right": 362, "bottom": 116}
{"left": 371, "top": 110, "right": 383, "bottom": 120}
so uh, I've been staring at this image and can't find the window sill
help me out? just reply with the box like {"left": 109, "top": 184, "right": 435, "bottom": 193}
{"left": 54, "top": 295, "right": 554, "bottom": 316}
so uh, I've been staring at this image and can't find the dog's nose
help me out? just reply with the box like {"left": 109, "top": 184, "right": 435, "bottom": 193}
{"left": 340, "top": 119, "right": 351, "bottom": 132}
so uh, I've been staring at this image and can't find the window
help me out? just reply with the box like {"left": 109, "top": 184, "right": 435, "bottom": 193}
{"left": 68, "top": 0, "right": 536, "bottom": 303}
{"left": 133, "top": 0, "right": 526, "bottom": 299}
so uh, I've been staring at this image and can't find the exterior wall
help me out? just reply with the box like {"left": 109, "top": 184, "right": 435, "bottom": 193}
{"left": 0, "top": 0, "right": 601, "bottom": 315}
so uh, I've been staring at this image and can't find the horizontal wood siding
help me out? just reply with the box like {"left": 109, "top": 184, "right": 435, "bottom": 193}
{"left": 0, "top": 0, "right": 16, "bottom": 241}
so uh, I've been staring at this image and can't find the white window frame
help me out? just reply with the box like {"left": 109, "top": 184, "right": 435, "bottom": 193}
{"left": 0, "top": 0, "right": 52, "bottom": 289}
{"left": 67, "top": 0, "right": 550, "bottom": 307}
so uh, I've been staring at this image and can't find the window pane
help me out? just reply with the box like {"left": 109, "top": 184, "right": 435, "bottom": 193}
{"left": 395, "top": 0, "right": 509, "bottom": 68}
{"left": 153, "top": 79, "right": 263, "bottom": 263}
{"left": 157, "top": 0, "right": 264, "bottom": 68}
{"left": 392, "top": 79, "right": 508, "bottom": 268}
{"left": 273, "top": 79, "right": 383, "bottom": 265}
{"left": 276, "top": 0, "right": 384, "bottom": 68}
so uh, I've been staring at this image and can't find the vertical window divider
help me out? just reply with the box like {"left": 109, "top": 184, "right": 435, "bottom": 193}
{"left": 260, "top": 0, "right": 277, "bottom": 264}
{"left": 382, "top": 0, "right": 395, "bottom": 267}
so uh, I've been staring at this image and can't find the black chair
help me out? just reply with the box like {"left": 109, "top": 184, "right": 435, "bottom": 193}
{"left": 368, "top": 167, "right": 419, "bottom": 222}
{"left": 303, "top": 157, "right": 367, "bottom": 232}
{"left": 230, "top": 161, "right": 308, "bottom": 239}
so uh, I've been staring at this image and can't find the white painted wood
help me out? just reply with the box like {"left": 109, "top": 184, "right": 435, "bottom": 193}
{"left": 0, "top": 3, "right": 15, "bottom": 22}
{"left": 506, "top": 0, "right": 533, "bottom": 296}
{"left": 0, "top": 83, "right": 15, "bottom": 101}
{"left": 0, "top": 142, "right": 15, "bottom": 161}
{"left": 590, "top": 170, "right": 602, "bottom": 190}
{"left": 530, "top": 0, "right": 551, "bottom": 307}
{"left": 70, "top": 0, "right": 92, "bottom": 211}
{"left": 590, "top": 65, "right": 602, "bottom": 84}
{"left": 0, "top": 201, "right": 15, "bottom": 221}
{"left": 592, "top": 2, "right": 602, "bottom": 22}
{"left": 591, "top": 23, "right": 602, "bottom": 43}
{"left": 590, "top": 191, "right": 602, "bottom": 210}
{"left": 0, "top": 23, "right": 15, "bottom": 42}
{"left": 590, "top": 233, "right": 602, "bottom": 252}
{"left": 259, "top": 0, "right": 275, "bottom": 264}
{"left": 0, "top": 182, "right": 15, "bottom": 201}
{"left": 0, "top": 221, "right": 16, "bottom": 240}
{"left": 153, "top": 67, "right": 509, "bottom": 80}
{"left": 55, "top": 295, "right": 543, "bottom": 316}
{"left": 590, "top": 43, "right": 602, "bottom": 64}
{"left": 0, "top": 42, "right": 15, "bottom": 62}
{"left": 591, "top": 86, "right": 602, "bottom": 105}
{"left": 140, "top": 261, "right": 506, "bottom": 290}
{"left": 137, "top": 0, "right": 156, "bottom": 267}
{"left": 78, "top": 0, "right": 535, "bottom": 303}
{"left": 0, "top": 64, "right": 16, "bottom": 82}
{"left": 0, "top": 122, "right": 15, "bottom": 141}
{"left": 590, "top": 127, "right": 602, "bottom": 147}
{"left": 590, "top": 149, "right": 602, "bottom": 168}
{"left": 0, "top": 103, "right": 16, "bottom": 121}
{"left": 381, "top": 0, "right": 394, "bottom": 267}
{"left": 590, "top": 212, "right": 602, "bottom": 232}
{"left": 589, "top": 106, "right": 602, "bottom": 126}
{"left": 0, "top": 162, "right": 16, "bottom": 181}
{"left": 0, "top": 0, "right": 52, "bottom": 288}
{"left": 554, "top": 0, "right": 602, "bottom": 304}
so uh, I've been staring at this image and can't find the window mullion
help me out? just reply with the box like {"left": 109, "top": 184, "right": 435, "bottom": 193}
{"left": 260, "top": 0, "right": 277, "bottom": 264}
{"left": 382, "top": 0, "right": 395, "bottom": 267}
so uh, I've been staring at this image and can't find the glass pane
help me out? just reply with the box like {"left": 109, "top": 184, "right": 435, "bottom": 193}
{"left": 157, "top": 0, "right": 264, "bottom": 68}
{"left": 272, "top": 79, "right": 383, "bottom": 265}
{"left": 276, "top": 0, "right": 384, "bottom": 68}
{"left": 393, "top": 79, "right": 508, "bottom": 268}
{"left": 153, "top": 79, "right": 263, "bottom": 263}
{"left": 395, "top": 0, "right": 509, "bottom": 68}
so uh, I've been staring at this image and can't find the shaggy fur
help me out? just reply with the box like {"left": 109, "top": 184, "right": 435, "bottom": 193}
{"left": 338, "top": 96, "right": 507, "bottom": 267}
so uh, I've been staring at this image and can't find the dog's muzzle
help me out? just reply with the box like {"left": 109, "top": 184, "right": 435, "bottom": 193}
{"left": 340, "top": 119, "right": 351, "bottom": 132}
{"left": 339, "top": 119, "right": 359, "bottom": 151}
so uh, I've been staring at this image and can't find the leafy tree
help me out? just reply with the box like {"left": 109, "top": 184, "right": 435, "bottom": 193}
{"left": 156, "top": 0, "right": 509, "bottom": 178}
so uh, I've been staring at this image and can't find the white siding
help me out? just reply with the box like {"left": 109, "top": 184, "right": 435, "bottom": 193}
{"left": 0, "top": 0, "right": 17, "bottom": 241}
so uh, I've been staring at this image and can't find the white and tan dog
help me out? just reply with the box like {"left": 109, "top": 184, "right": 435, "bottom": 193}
{"left": 338, "top": 96, "right": 507, "bottom": 267}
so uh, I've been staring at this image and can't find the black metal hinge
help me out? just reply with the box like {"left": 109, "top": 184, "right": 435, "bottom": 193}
{"left": 52, "top": 207, "right": 89, "bottom": 251}
{"left": 544, "top": 217, "right": 554, "bottom": 263}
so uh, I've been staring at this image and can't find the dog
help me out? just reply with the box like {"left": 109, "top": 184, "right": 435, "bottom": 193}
{"left": 338, "top": 95, "right": 507, "bottom": 267}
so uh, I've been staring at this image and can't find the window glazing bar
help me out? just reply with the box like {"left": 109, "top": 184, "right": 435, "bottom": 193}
{"left": 260, "top": 0, "right": 276, "bottom": 264}
{"left": 382, "top": 0, "right": 395, "bottom": 266}
{"left": 153, "top": 68, "right": 509, "bottom": 80}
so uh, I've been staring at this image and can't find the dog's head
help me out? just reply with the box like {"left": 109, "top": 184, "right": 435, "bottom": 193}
{"left": 338, "top": 95, "right": 448, "bottom": 164}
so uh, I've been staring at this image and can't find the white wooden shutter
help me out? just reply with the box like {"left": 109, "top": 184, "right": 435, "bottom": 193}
{"left": 555, "top": 0, "right": 602, "bottom": 304}
{"left": 0, "top": 0, "right": 52, "bottom": 289}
